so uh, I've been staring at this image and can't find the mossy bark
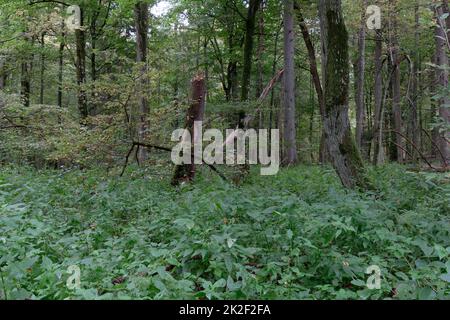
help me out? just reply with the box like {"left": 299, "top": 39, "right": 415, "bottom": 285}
{"left": 320, "top": 0, "right": 370, "bottom": 189}
{"left": 172, "top": 74, "right": 206, "bottom": 186}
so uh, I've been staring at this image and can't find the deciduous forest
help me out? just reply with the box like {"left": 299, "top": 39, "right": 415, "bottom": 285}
{"left": 0, "top": 0, "right": 449, "bottom": 300}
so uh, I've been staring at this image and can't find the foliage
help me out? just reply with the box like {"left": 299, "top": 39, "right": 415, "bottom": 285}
{"left": 0, "top": 165, "right": 448, "bottom": 300}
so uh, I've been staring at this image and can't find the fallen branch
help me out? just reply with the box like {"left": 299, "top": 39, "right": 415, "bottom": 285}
{"left": 421, "top": 128, "right": 448, "bottom": 167}
{"left": 120, "top": 141, "right": 229, "bottom": 183}
{"left": 389, "top": 130, "right": 436, "bottom": 170}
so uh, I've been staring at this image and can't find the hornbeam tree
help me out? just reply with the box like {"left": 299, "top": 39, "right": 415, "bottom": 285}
{"left": 319, "top": 0, "right": 369, "bottom": 189}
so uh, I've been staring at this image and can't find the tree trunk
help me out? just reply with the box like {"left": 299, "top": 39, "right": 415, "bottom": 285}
{"left": 39, "top": 33, "right": 45, "bottom": 105}
{"left": 75, "top": 8, "right": 88, "bottom": 119}
{"left": 372, "top": 30, "right": 384, "bottom": 165}
{"left": 134, "top": 2, "right": 150, "bottom": 163}
{"left": 318, "top": 0, "right": 330, "bottom": 163}
{"left": 20, "top": 61, "right": 30, "bottom": 108}
{"left": 58, "top": 32, "right": 64, "bottom": 108}
{"left": 435, "top": 3, "right": 450, "bottom": 166}
{"left": 389, "top": 0, "right": 404, "bottom": 162}
{"left": 355, "top": 0, "right": 367, "bottom": 152}
{"left": 241, "top": 0, "right": 262, "bottom": 101}
{"left": 408, "top": 2, "right": 420, "bottom": 162}
{"left": 320, "top": 0, "right": 369, "bottom": 189}
{"left": 282, "top": 0, "right": 297, "bottom": 165}
{"left": 0, "top": 57, "right": 6, "bottom": 90}
{"left": 172, "top": 74, "right": 206, "bottom": 186}
{"left": 294, "top": 4, "right": 325, "bottom": 117}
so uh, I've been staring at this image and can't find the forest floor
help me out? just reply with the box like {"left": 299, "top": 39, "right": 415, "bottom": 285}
{"left": 0, "top": 164, "right": 449, "bottom": 300}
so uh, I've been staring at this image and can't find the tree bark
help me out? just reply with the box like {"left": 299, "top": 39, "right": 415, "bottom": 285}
{"left": 58, "top": 32, "right": 64, "bottom": 108}
{"left": 134, "top": 2, "right": 150, "bottom": 163}
{"left": 75, "top": 8, "right": 88, "bottom": 119}
{"left": 408, "top": 2, "right": 420, "bottom": 162}
{"left": 320, "top": 0, "right": 369, "bottom": 189}
{"left": 372, "top": 30, "right": 384, "bottom": 165}
{"left": 282, "top": 0, "right": 298, "bottom": 165}
{"left": 20, "top": 61, "right": 30, "bottom": 108}
{"left": 241, "top": 0, "right": 262, "bottom": 101}
{"left": 172, "top": 74, "right": 206, "bottom": 186}
{"left": 434, "top": 3, "right": 450, "bottom": 166}
{"left": 355, "top": 0, "right": 367, "bottom": 152}
{"left": 389, "top": 0, "right": 404, "bottom": 162}
{"left": 0, "top": 57, "right": 6, "bottom": 90}
{"left": 39, "top": 33, "right": 45, "bottom": 105}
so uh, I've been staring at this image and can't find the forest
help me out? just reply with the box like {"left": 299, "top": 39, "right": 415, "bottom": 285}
{"left": 0, "top": 0, "right": 449, "bottom": 301}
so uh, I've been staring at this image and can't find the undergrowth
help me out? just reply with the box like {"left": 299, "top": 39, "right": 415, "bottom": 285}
{"left": 0, "top": 164, "right": 449, "bottom": 300}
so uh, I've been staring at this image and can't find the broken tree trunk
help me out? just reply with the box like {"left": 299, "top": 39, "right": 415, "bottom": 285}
{"left": 172, "top": 74, "right": 206, "bottom": 186}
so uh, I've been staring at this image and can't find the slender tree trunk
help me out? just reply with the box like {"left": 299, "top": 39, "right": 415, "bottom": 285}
{"left": 372, "top": 30, "right": 384, "bottom": 165}
{"left": 283, "top": 0, "right": 297, "bottom": 165}
{"left": 20, "top": 61, "right": 30, "bottom": 107}
{"left": 318, "top": 0, "right": 330, "bottom": 163}
{"left": 58, "top": 37, "right": 64, "bottom": 108}
{"left": 389, "top": 0, "right": 404, "bottom": 162}
{"left": 134, "top": 2, "right": 150, "bottom": 163}
{"left": 75, "top": 8, "right": 88, "bottom": 119}
{"left": 408, "top": 2, "right": 420, "bottom": 162}
{"left": 172, "top": 74, "right": 206, "bottom": 186}
{"left": 320, "top": 0, "right": 369, "bottom": 189}
{"left": 355, "top": 0, "right": 367, "bottom": 152}
{"left": 241, "top": 0, "right": 262, "bottom": 101}
{"left": 435, "top": 3, "right": 450, "bottom": 166}
{"left": 0, "top": 57, "right": 6, "bottom": 90}
{"left": 295, "top": 3, "right": 326, "bottom": 164}
{"left": 39, "top": 33, "right": 45, "bottom": 105}
{"left": 295, "top": 4, "right": 325, "bottom": 117}
{"left": 256, "top": 1, "right": 265, "bottom": 100}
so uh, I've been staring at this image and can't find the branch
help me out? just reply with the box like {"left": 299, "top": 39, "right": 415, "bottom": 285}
{"left": 120, "top": 142, "right": 229, "bottom": 182}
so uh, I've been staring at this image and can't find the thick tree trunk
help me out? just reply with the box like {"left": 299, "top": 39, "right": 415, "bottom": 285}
{"left": 282, "top": 0, "right": 298, "bottom": 165}
{"left": 134, "top": 2, "right": 150, "bottom": 163}
{"left": 172, "top": 74, "right": 206, "bottom": 186}
{"left": 75, "top": 8, "right": 88, "bottom": 119}
{"left": 372, "top": 30, "right": 384, "bottom": 165}
{"left": 241, "top": 0, "right": 262, "bottom": 101}
{"left": 320, "top": 0, "right": 369, "bottom": 189}
{"left": 435, "top": 4, "right": 450, "bottom": 166}
{"left": 355, "top": 0, "right": 367, "bottom": 152}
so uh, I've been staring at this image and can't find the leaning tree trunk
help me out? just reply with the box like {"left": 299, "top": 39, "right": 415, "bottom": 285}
{"left": 134, "top": 2, "right": 150, "bottom": 163}
{"left": 282, "top": 0, "right": 298, "bottom": 165}
{"left": 295, "top": 2, "right": 326, "bottom": 165}
{"left": 172, "top": 74, "right": 206, "bottom": 186}
{"left": 320, "top": 0, "right": 369, "bottom": 189}
{"left": 435, "top": 3, "right": 450, "bottom": 166}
